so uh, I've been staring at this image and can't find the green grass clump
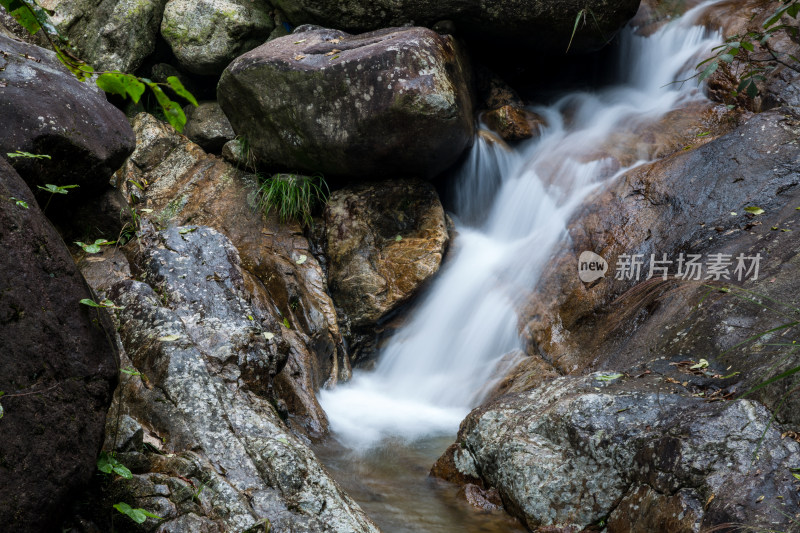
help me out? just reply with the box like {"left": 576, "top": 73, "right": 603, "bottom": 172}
{"left": 257, "top": 173, "right": 328, "bottom": 227}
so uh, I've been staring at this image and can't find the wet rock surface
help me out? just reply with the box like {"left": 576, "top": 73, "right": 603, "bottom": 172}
{"left": 437, "top": 373, "right": 800, "bottom": 531}
{"left": 0, "top": 158, "right": 118, "bottom": 532}
{"left": 482, "top": 105, "right": 545, "bottom": 142}
{"left": 100, "top": 225, "right": 379, "bottom": 532}
{"left": 324, "top": 180, "right": 449, "bottom": 330}
{"left": 45, "top": 0, "right": 167, "bottom": 72}
{"left": 0, "top": 34, "right": 135, "bottom": 199}
{"left": 517, "top": 109, "right": 800, "bottom": 418}
{"left": 270, "top": 0, "right": 641, "bottom": 55}
{"left": 182, "top": 101, "right": 236, "bottom": 153}
{"left": 218, "top": 26, "right": 474, "bottom": 179}
{"left": 161, "top": 0, "right": 273, "bottom": 75}
{"left": 115, "top": 113, "right": 344, "bottom": 437}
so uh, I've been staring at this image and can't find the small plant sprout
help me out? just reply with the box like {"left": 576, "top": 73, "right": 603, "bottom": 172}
{"left": 97, "top": 451, "right": 133, "bottom": 479}
{"left": 8, "top": 197, "right": 28, "bottom": 208}
{"left": 79, "top": 298, "right": 123, "bottom": 310}
{"left": 75, "top": 238, "right": 115, "bottom": 253}
{"left": 37, "top": 183, "right": 78, "bottom": 212}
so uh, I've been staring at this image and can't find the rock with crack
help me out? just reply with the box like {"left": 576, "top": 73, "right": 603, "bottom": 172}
{"left": 218, "top": 25, "right": 474, "bottom": 179}
{"left": 324, "top": 180, "right": 449, "bottom": 350}
{"left": 114, "top": 112, "right": 345, "bottom": 437}
{"left": 104, "top": 225, "right": 379, "bottom": 532}
{"left": 435, "top": 373, "right": 800, "bottom": 531}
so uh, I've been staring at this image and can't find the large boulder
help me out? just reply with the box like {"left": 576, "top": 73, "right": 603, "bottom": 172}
{"left": 436, "top": 373, "right": 800, "bottom": 531}
{"left": 0, "top": 158, "right": 118, "bottom": 531}
{"left": 113, "top": 113, "right": 345, "bottom": 437}
{"left": 0, "top": 34, "right": 135, "bottom": 198}
{"left": 161, "top": 0, "right": 274, "bottom": 76}
{"left": 46, "top": 0, "right": 167, "bottom": 72}
{"left": 99, "top": 225, "right": 379, "bottom": 532}
{"left": 270, "top": 0, "right": 641, "bottom": 54}
{"left": 324, "top": 180, "right": 449, "bottom": 328}
{"left": 218, "top": 26, "right": 474, "bottom": 179}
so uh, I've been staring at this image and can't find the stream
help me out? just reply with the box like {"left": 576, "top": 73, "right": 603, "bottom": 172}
{"left": 317, "top": 2, "right": 723, "bottom": 530}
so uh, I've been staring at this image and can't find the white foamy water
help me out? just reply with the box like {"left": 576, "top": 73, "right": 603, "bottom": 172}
{"left": 320, "top": 3, "right": 722, "bottom": 449}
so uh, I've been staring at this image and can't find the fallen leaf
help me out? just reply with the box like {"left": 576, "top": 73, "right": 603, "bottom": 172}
{"left": 263, "top": 332, "right": 275, "bottom": 341}
{"left": 158, "top": 334, "right": 181, "bottom": 342}
{"left": 329, "top": 38, "right": 341, "bottom": 44}
{"left": 325, "top": 49, "right": 342, "bottom": 56}
{"left": 295, "top": 254, "right": 308, "bottom": 265}
{"left": 744, "top": 206, "right": 765, "bottom": 215}
{"left": 294, "top": 39, "right": 307, "bottom": 44}
{"left": 756, "top": 495, "right": 765, "bottom": 503}
{"left": 689, "top": 358, "right": 709, "bottom": 370}
{"left": 294, "top": 54, "right": 306, "bottom": 61}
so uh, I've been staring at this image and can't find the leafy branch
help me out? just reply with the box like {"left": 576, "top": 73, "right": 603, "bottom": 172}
{"left": 0, "top": 0, "right": 197, "bottom": 131}
{"left": 695, "top": 0, "right": 800, "bottom": 100}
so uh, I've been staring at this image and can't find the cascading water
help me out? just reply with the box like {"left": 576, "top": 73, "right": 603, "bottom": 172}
{"left": 320, "top": 2, "right": 723, "bottom": 449}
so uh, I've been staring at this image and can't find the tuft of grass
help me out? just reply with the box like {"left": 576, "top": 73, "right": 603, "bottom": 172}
{"left": 257, "top": 173, "right": 328, "bottom": 228}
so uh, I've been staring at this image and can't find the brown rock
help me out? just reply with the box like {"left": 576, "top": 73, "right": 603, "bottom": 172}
{"left": 607, "top": 485, "right": 703, "bottom": 532}
{"left": 483, "top": 105, "right": 546, "bottom": 142}
{"left": 324, "top": 179, "right": 449, "bottom": 328}
{"left": 459, "top": 484, "right": 504, "bottom": 512}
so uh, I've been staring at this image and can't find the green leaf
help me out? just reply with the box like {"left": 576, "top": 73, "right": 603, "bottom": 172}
{"left": 113, "top": 502, "right": 161, "bottom": 524}
{"left": 0, "top": 0, "right": 42, "bottom": 34}
{"left": 295, "top": 254, "right": 307, "bottom": 265}
{"left": 720, "top": 53, "right": 735, "bottom": 63}
{"left": 596, "top": 372, "right": 624, "bottom": 382}
{"left": 178, "top": 227, "right": 196, "bottom": 234}
{"left": 395, "top": 235, "right": 403, "bottom": 242}
{"left": 744, "top": 206, "right": 765, "bottom": 215}
{"left": 689, "top": 358, "right": 709, "bottom": 369}
{"left": 120, "top": 367, "right": 142, "bottom": 376}
{"left": 38, "top": 184, "right": 79, "bottom": 195}
{"left": 80, "top": 298, "right": 101, "bottom": 308}
{"left": 166, "top": 76, "right": 198, "bottom": 107}
{"left": 741, "top": 40, "right": 755, "bottom": 52}
{"left": 96, "top": 72, "right": 146, "bottom": 103}
{"left": 146, "top": 82, "right": 187, "bottom": 132}
{"left": 282, "top": 317, "right": 290, "bottom": 329}
{"left": 698, "top": 61, "right": 719, "bottom": 82}
{"left": 7, "top": 150, "right": 50, "bottom": 159}
{"left": 794, "top": 473, "right": 800, "bottom": 481}
{"left": 9, "top": 197, "right": 29, "bottom": 208}
{"left": 75, "top": 241, "right": 101, "bottom": 253}
{"left": 97, "top": 452, "right": 132, "bottom": 479}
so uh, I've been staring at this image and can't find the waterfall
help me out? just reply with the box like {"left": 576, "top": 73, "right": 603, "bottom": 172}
{"left": 320, "top": 2, "right": 723, "bottom": 448}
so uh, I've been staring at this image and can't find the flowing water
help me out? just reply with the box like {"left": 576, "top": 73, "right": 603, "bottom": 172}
{"left": 317, "top": 3, "right": 723, "bottom": 530}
